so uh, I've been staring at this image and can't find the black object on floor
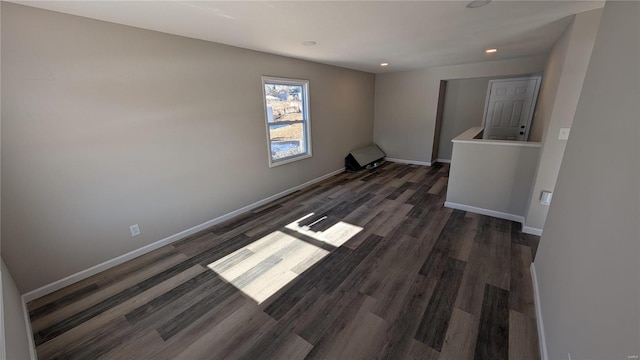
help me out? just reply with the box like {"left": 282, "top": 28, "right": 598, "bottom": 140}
{"left": 345, "top": 144, "right": 386, "bottom": 172}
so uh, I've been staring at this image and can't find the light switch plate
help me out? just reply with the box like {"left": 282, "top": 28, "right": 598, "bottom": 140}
{"left": 540, "top": 191, "right": 553, "bottom": 206}
{"left": 129, "top": 224, "right": 141, "bottom": 237}
{"left": 558, "top": 128, "right": 570, "bottom": 140}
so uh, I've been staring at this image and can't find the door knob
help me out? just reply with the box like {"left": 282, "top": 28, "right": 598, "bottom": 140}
{"left": 519, "top": 131, "right": 524, "bottom": 135}
{"left": 521, "top": 125, "right": 526, "bottom": 129}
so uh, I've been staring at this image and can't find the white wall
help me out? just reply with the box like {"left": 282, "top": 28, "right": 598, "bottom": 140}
{"left": 1, "top": 3, "right": 375, "bottom": 293}
{"left": 1, "top": 261, "right": 32, "bottom": 360}
{"left": 534, "top": 1, "right": 639, "bottom": 358}
{"left": 0, "top": 1, "right": 4, "bottom": 357}
{"left": 437, "top": 77, "right": 489, "bottom": 161}
{"left": 524, "top": 9, "right": 602, "bottom": 232}
{"left": 446, "top": 136, "right": 540, "bottom": 219}
{"left": 0, "top": 275, "right": 4, "bottom": 360}
{"left": 373, "top": 55, "right": 546, "bottom": 163}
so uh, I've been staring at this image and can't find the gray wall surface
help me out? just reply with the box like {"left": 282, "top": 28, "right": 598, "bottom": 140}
{"left": 524, "top": 9, "right": 602, "bottom": 232}
{"left": 373, "top": 56, "right": 546, "bottom": 164}
{"left": 446, "top": 141, "right": 540, "bottom": 217}
{"left": 1, "top": 261, "right": 32, "bottom": 360}
{"left": 534, "top": 2, "right": 639, "bottom": 358}
{"left": 1, "top": 3, "right": 375, "bottom": 293}
{"left": 437, "top": 78, "right": 489, "bottom": 161}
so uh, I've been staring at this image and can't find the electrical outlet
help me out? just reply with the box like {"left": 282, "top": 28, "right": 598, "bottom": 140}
{"left": 559, "top": 128, "right": 571, "bottom": 140}
{"left": 129, "top": 224, "right": 141, "bottom": 237}
{"left": 540, "top": 191, "right": 553, "bottom": 206}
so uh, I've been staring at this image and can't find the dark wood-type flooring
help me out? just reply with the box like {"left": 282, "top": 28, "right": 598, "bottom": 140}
{"left": 28, "top": 162, "right": 541, "bottom": 360}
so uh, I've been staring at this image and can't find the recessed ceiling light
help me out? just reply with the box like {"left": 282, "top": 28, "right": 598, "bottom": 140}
{"left": 302, "top": 41, "right": 317, "bottom": 46}
{"left": 466, "top": 0, "right": 491, "bottom": 8}
{"left": 485, "top": 48, "right": 498, "bottom": 54}
{"left": 380, "top": 63, "right": 389, "bottom": 67}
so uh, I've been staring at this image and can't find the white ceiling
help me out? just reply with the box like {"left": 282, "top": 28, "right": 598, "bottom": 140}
{"left": 11, "top": 1, "right": 604, "bottom": 73}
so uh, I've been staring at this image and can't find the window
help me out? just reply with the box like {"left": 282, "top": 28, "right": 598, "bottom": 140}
{"left": 262, "top": 76, "right": 311, "bottom": 167}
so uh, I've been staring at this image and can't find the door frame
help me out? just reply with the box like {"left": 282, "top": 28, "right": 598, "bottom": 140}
{"left": 431, "top": 80, "right": 448, "bottom": 164}
{"left": 481, "top": 76, "right": 542, "bottom": 141}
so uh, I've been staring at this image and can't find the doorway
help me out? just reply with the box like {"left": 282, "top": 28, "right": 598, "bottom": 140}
{"left": 433, "top": 74, "right": 542, "bottom": 163}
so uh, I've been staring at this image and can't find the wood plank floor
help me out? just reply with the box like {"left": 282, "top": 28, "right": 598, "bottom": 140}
{"left": 27, "top": 162, "right": 541, "bottom": 360}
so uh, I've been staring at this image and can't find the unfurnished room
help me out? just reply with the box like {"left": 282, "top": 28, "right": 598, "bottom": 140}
{"left": 0, "top": 1, "right": 638, "bottom": 359}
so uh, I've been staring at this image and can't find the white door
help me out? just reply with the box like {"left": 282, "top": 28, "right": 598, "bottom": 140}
{"left": 482, "top": 76, "right": 541, "bottom": 141}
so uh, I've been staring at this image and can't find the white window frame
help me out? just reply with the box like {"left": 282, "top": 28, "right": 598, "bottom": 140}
{"left": 262, "top": 76, "right": 312, "bottom": 167}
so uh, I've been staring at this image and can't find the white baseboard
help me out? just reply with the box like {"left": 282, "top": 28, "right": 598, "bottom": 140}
{"left": 442, "top": 202, "right": 543, "bottom": 236}
{"left": 522, "top": 226, "right": 543, "bottom": 236}
{"left": 435, "top": 158, "right": 451, "bottom": 164}
{"left": 384, "top": 157, "right": 431, "bottom": 166}
{"left": 530, "top": 262, "right": 548, "bottom": 360}
{"left": 22, "top": 168, "right": 345, "bottom": 303}
{"left": 444, "top": 201, "right": 525, "bottom": 224}
{"left": 21, "top": 297, "right": 37, "bottom": 360}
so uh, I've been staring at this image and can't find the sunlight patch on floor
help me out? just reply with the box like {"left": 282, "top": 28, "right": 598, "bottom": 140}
{"left": 207, "top": 213, "right": 363, "bottom": 304}
{"left": 285, "top": 213, "right": 364, "bottom": 247}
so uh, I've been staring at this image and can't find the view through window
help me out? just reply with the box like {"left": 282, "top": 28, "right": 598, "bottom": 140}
{"left": 262, "top": 77, "right": 311, "bottom": 166}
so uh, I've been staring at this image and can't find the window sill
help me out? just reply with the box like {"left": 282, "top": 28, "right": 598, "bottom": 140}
{"left": 269, "top": 153, "right": 312, "bottom": 168}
